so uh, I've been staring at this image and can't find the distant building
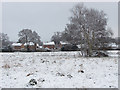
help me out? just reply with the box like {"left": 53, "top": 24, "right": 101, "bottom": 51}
{"left": 12, "top": 43, "right": 23, "bottom": 51}
{"left": 59, "top": 41, "right": 69, "bottom": 48}
{"left": 109, "top": 43, "right": 118, "bottom": 49}
{"left": 24, "top": 42, "right": 36, "bottom": 51}
{"left": 12, "top": 42, "right": 39, "bottom": 51}
{"left": 43, "top": 42, "right": 55, "bottom": 49}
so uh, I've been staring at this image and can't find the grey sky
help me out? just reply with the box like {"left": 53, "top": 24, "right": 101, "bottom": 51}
{"left": 2, "top": 2, "right": 118, "bottom": 42}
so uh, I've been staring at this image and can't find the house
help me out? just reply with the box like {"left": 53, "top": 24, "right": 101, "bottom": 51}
{"left": 59, "top": 41, "right": 69, "bottom": 48}
{"left": 109, "top": 43, "right": 118, "bottom": 49}
{"left": 76, "top": 44, "right": 85, "bottom": 49}
{"left": 43, "top": 42, "right": 55, "bottom": 49}
{"left": 76, "top": 45, "right": 81, "bottom": 49}
{"left": 24, "top": 42, "right": 37, "bottom": 51}
{"left": 36, "top": 45, "right": 43, "bottom": 50}
{"left": 12, "top": 43, "right": 23, "bottom": 51}
{"left": 12, "top": 42, "right": 39, "bottom": 51}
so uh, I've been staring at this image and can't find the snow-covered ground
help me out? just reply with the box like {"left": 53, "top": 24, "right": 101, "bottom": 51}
{"left": 0, "top": 51, "right": 118, "bottom": 88}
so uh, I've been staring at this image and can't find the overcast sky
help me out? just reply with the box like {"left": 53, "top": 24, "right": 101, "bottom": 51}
{"left": 2, "top": 2, "right": 118, "bottom": 42}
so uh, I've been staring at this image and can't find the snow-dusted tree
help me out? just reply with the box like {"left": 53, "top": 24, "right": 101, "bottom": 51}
{"left": 51, "top": 32, "right": 62, "bottom": 44}
{"left": 31, "top": 31, "right": 41, "bottom": 45}
{"left": 0, "top": 33, "right": 11, "bottom": 48}
{"left": 61, "top": 3, "right": 113, "bottom": 56}
{"left": 18, "top": 29, "right": 41, "bottom": 45}
{"left": 18, "top": 29, "right": 32, "bottom": 44}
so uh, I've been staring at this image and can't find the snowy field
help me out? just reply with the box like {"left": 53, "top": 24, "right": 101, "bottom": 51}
{"left": 0, "top": 51, "right": 119, "bottom": 88}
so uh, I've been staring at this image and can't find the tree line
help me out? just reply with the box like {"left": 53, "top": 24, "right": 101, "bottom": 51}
{"left": 0, "top": 3, "right": 119, "bottom": 56}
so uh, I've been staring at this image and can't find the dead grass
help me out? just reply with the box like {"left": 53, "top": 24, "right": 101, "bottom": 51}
{"left": 2, "top": 64, "right": 10, "bottom": 69}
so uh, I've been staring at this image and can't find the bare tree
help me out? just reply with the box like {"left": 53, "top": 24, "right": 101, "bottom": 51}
{"left": 51, "top": 32, "right": 62, "bottom": 44}
{"left": 61, "top": 3, "right": 113, "bottom": 57}
{"left": 18, "top": 29, "right": 41, "bottom": 45}
{"left": 31, "top": 31, "right": 41, "bottom": 45}
{"left": 18, "top": 29, "right": 41, "bottom": 51}
{"left": 0, "top": 33, "right": 11, "bottom": 48}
